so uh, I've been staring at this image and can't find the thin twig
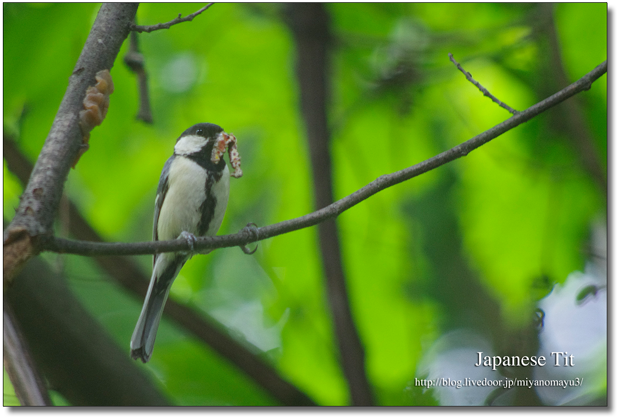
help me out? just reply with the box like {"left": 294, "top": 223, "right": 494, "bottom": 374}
{"left": 131, "top": 3, "right": 213, "bottom": 33}
{"left": 449, "top": 52, "right": 520, "bottom": 115}
{"left": 41, "top": 60, "right": 607, "bottom": 257}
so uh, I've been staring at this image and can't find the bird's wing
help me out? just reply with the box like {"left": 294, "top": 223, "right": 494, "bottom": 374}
{"left": 153, "top": 155, "right": 174, "bottom": 265}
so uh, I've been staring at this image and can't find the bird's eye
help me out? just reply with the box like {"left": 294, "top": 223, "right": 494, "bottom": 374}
{"left": 196, "top": 129, "right": 204, "bottom": 136}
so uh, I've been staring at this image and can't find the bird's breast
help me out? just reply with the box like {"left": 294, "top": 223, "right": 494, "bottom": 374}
{"left": 157, "top": 157, "right": 228, "bottom": 241}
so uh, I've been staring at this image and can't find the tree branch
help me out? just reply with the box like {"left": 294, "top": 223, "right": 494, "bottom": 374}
{"left": 449, "top": 52, "right": 520, "bottom": 115}
{"left": 131, "top": 3, "right": 213, "bottom": 33}
{"left": 3, "top": 3, "right": 138, "bottom": 283}
{"left": 41, "top": 60, "right": 607, "bottom": 257}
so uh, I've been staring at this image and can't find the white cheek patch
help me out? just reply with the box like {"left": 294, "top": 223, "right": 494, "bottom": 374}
{"left": 175, "top": 135, "right": 208, "bottom": 156}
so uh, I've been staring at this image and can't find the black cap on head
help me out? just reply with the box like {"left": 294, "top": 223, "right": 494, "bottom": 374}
{"left": 178, "top": 123, "right": 224, "bottom": 142}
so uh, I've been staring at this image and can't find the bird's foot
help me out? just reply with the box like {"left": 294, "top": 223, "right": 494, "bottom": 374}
{"left": 179, "top": 231, "right": 197, "bottom": 256}
{"left": 240, "top": 223, "right": 259, "bottom": 255}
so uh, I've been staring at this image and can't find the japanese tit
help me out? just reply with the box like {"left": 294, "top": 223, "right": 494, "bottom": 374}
{"left": 131, "top": 123, "right": 232, "bottom": 363}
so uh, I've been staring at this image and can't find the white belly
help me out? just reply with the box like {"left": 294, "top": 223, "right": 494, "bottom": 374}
{"left": 157, "top": 157, "right": 229, "bottom": 241}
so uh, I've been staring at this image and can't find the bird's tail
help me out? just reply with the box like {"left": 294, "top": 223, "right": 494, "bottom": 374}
{"left": 130, "top": 253, "right": 186, "bottom": 363}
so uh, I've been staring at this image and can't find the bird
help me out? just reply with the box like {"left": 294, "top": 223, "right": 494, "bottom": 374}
{"left": 130, "top": 122, "right": 239, "bottom": 363}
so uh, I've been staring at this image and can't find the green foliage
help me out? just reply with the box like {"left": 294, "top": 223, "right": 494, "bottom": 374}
{"left": 3, "top": 3, "right": 606, "bottom": 406}
{"left": 3, "top": 368, "right": 19, "bottom": 406}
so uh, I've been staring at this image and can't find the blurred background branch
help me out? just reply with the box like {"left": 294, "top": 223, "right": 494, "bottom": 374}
{"left": 3, "top": 302, "right": 52, "bottom": 406}
{"left": 285, "top": 3, "right": 374, "bottom": 405}
{"left": 124, "top": 25, "right": 154, "bottom": 124}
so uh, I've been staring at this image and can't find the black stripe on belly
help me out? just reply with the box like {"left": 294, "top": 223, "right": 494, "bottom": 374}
{"left": 197, "top": 170, "right": 223, "bottom": 236}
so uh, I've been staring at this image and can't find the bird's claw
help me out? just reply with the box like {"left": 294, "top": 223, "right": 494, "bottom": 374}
{"left": 241, "top": 245, "right": 258, "bottom": 255}
{"left": 240, "top": 223, "right": 259, "bottom": 255}
{"left": 179, "top": 231, "right": 197, "bottom": 254}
